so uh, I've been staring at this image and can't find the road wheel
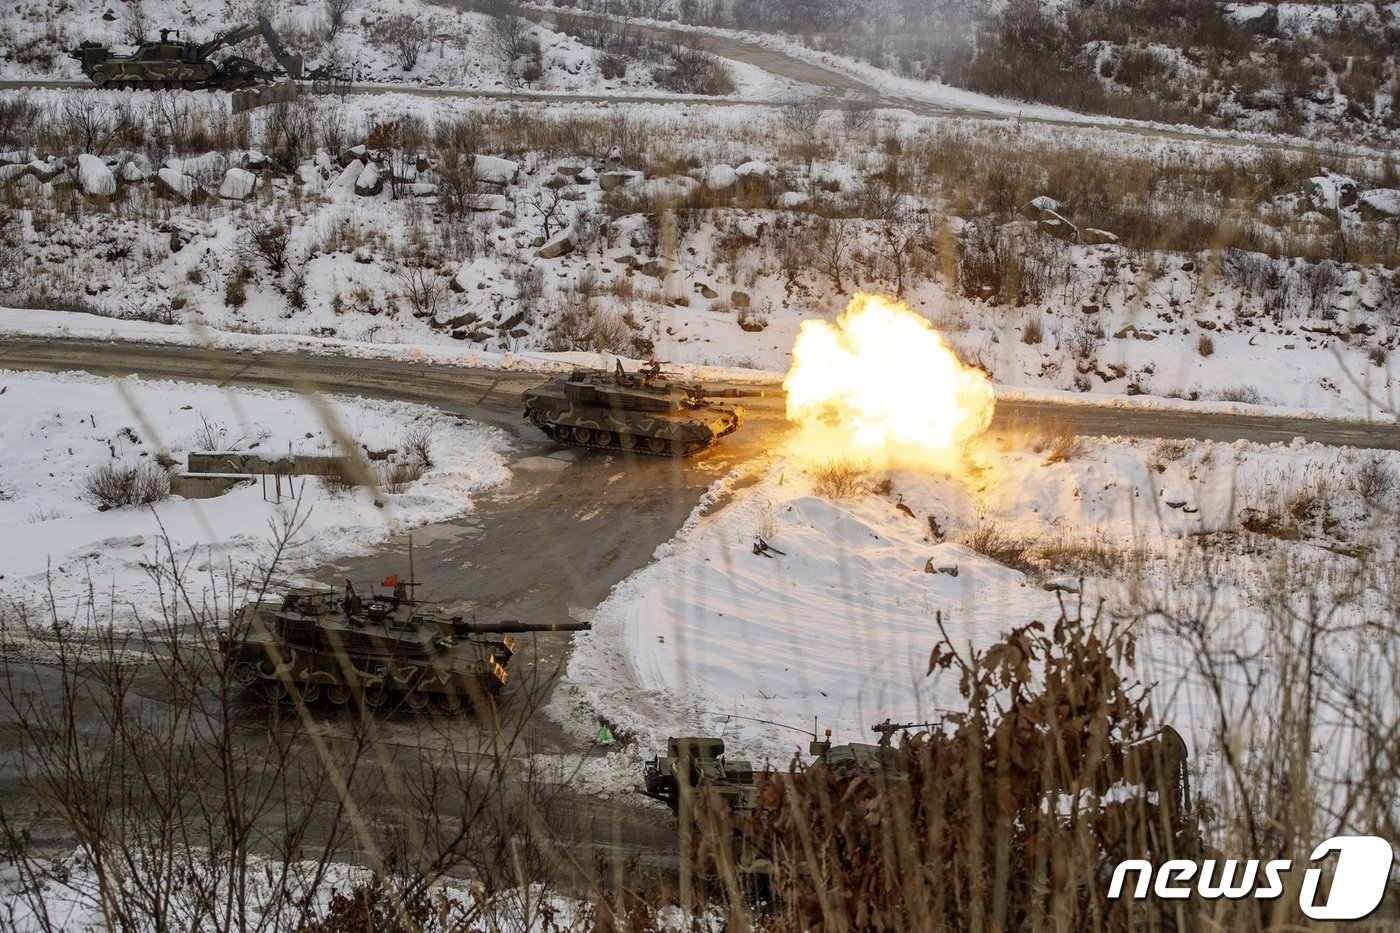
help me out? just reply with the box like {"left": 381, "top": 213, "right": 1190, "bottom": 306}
{"left": 300, "top": 682, "right": 322, "bottom": 705}
{"left": 435, "top": 691, "right": 465, "bottom": 714}
{"left": 671, "top": 439, "right": 688, "bottom": 457}
{"left": 619, "top": 434, "right": 636, "bottom": 450}
{"left": 552, "top": 424, "right": 571, "bottom": 443}
{"left": 264, "top": 679, "right": 289, "bottom": 703}
{"left": 595, "top": 430, "right": 614, "bottom": 447}
{"left": 647, "top": 437, "right": 667, "bottom": 453}
{"left": 363, "top": 683, "right": 389, "bottom": 710}
{"left": 327, "top": 683, "right": 351, "bottom": 706}
{"left": 404, "top": 689, "right": 430, "bottom": 712}
{"left": 232, "top": 661, "right": 258, "bottom": 687}
{"left": 574, "top": 427, "right": 593, "bottom": 445}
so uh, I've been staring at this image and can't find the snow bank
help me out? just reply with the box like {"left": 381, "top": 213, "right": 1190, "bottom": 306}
{"left": 0, "top": 369, "right": 511, "bottom": 625}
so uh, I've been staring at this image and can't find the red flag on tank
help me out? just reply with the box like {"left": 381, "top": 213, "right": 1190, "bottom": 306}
{"left": 382, "top": 574, "right": 398, "bottom": 588}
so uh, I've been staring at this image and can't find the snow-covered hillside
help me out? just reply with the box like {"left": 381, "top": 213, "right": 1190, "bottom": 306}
{"left": 0, "top": 0, "right": 800, "bottom": 99}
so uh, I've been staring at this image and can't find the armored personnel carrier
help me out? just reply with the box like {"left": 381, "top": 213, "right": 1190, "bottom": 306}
{"left": 643, "top": 736, "right": 758, "bottom": 815}
{"left": 521, "top": 360, "right": 774, "bottom": 457}
{"left": 221, "top": 577, "right": 587, "bottom": 714}
{"left": 70, "top": 17, "right": 305, "bottom": 91}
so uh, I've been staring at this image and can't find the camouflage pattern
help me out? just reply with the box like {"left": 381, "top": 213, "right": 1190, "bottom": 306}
{"left": 220, "top": 580, "right": 588, "bottom": 714}
{"left": 69, "top": 18, "right": 310, "bottom": 92}
{"left": 521, "top": 360, "right": 773, "bottom": 457}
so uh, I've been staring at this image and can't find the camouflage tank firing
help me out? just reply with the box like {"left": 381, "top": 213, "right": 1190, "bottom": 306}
{"left": 70, "top": 17, "right": 310, "bottom": 91}
{"left": 220, "top": 576, "right": 589, "bottom": 714}
{"left": 521, "top": 359, "right": 775, "bottom": 457}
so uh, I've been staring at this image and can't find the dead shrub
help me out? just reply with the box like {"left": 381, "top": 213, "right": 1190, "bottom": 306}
{"left": 319, "top": 468, "right": 359, "bottom": 498}
{"left": 82, "top": 461, "right": 170, "bottom": 508}
{"left": 1147, "top": 438, "right": 1191, "bottom": 473}
{"left": 809, "top": 458, "right": 871, "bottom": 498}
{"left": 653, "top": 46, "right": 735, "bottom": 96}
{"left": 1022, "top": 316, "right": 1043, "bottom": 345}
{"left": 957, "top": 524, "right": 1039, "bottom": 574}
{"left": 224, "top": 265, "right": 248, "bottom": 308}
{"left": 379, "top": 459, "right": 425, "bottom": 495}
{"left": 396, "top": 264, "right": 447, "bottom": 320}
{"left": 239, "top": 216, "right": 292, "bottom": 278}
{"left": 1029, "top": 420, "right": 1088, "bottom": 464}
{"left": 1349, "top": 454, "right": 1396, "bottom": 500}
{"left": 401, "top": 424, "right": 434, "bottom": 468}
{"left": 1197, "top": 333, "right": 1215, "bottom": 356}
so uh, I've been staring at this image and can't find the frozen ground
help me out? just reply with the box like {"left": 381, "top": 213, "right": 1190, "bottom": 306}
{"left": 0, "top": 368, "right": 510, "bottom": 627}
{"left": 554, "top": 427, "right": 1400, "bottom": 813}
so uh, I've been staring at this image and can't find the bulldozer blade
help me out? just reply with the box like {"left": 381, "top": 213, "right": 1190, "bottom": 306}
{"left": 231, "top": 80, "right": 302, "bottom": 114}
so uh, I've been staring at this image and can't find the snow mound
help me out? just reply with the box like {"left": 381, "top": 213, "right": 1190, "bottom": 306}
{"left": 76, "top": 154, "right": 115, "bottom": 197}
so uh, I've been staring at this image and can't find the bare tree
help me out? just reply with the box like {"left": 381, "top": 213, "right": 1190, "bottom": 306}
{"left": 528, "top": 186, "right": 568, "bottom": 243}
{"left": 483, "top": 0, "right": 532, "bottom": 69}
{"left": 323, "top": 0, "right": 354, "bottom": 40}
{"left": 122, "top": 0, "right": 149, "bottom": 45}
{"left": 262, "top": 97, "right": 316, "bottom": 171}
{"left": 379, "top": 14, "right": 428, "bottom": 71}
{"left": 397, "top": 263, "right": 447, "bottom": 320}
{"left": 841, "top": 96, "right": 875, "bottom": 132}
{"left": 780, "top": 98, "right": 824, "bottom": 173}
{"left": 60, "top": 93, "right": 129, "bottom": 156}
{"left": 438, "top": 153, "right": 480, "bottom": 219}
{"left": 0, "top": 96, "right": 41, "bottom": 151}
{"left": 816, "top": 216, "right": 856, "bottom": 293}
{"left": 858, "top": 179, "right": 925, "bottom": 297}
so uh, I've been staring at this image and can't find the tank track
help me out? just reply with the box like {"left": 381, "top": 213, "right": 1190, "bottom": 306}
{"left": 247, "top": 678, "right": 479, "bottom": 716}
{"left": 530, "top": 418, "right": 709, "bottom": 458}
{"left": 234, "top": 661, "right": 482, "bottom": 716}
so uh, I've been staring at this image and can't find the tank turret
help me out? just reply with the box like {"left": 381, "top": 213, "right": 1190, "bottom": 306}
{"left": 220, "top": 577, "right": 587, "bottom": 714}
{"left": 521, "top": 359, "right": 775, "bottom": 457}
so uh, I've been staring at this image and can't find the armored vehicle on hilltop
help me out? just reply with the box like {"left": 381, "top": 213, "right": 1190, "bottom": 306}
{"left": 521, "top": 359, "right": 773, "bottom": 457}
{"left": 221, "top": 576, "right": 588, "bottom": 714}
{"left": 71, "top": 17, "right": 305, "bottom": 91}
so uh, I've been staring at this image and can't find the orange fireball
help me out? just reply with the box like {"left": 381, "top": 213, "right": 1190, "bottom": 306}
{"left": 784, "top": 293, "right": 995, "bottom": 467}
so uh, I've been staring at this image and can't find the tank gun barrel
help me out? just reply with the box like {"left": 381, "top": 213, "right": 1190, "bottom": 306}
{"left": 452, "top": 619, "right": 591, "bottom": 635}
{"left": 689, "top": 386, "right": 780, "bottom": 400}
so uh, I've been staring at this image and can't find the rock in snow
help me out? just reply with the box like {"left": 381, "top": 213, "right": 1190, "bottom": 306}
{"left": 155, "top": 167, "right": 194, "bottom": 201}
{"left": 217, "top": 167, "right": 256, "bottom": 200}
{"left": 598, "top": 170, "right": 642, "bottom": 192}
{"left": 77, "top": 154, "right": 116, "bottom": 197}
{"left": 536, "top": 229, "right": 575, "bottom": 258}
{"left": 705, "top": 163, "right": 737, "bottom": 191}
{"left": 474, "top": 154, "right": 519, "bottom": 186}
{"left": 1359, "top": 188, "right": 1400, "bottom": 219}
{"left": 353, "top": 162, "right": 383, "bottom": 197}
